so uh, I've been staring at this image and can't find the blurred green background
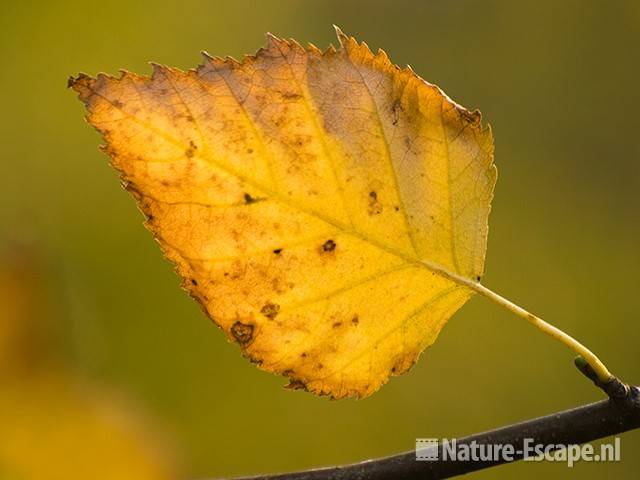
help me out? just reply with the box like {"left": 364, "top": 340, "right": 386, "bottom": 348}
{"left": 1, "top": 0, "right": 639, "bottom": 478}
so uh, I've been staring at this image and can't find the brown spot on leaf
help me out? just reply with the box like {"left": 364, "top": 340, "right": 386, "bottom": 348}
{"left": 391, "top": 99, "right": 403, "bottom": 125}
{"left": 285, "top": 379, "right": 308, "bottom": 391}
{"left": 185, "top": 140, "right": 197, "bottom": 158}
{"left": 332, "top": 321, "right": 342, "bottom": 328}
{"left": 351, "top": 315, "right": 359, "bottom": 325}
{"left": 273, "top": 248, "right": 282, "bottom": 255}
{"left": 368, "top": 191, "right": 383, "bottom": 215}
{"left": 231, "top": 321, "right": 254, "bottom": 345}
{"left": 244, "top": 192, "right": 257, "bottom": 204}
{"left": 260, "top": 302, "right": 280, "bottom": 320}
{"left": 322, "top": 239, "right": 336, "bottom": 252}
{"left": 460, "top": 108, "right": 482, "bottom": 125}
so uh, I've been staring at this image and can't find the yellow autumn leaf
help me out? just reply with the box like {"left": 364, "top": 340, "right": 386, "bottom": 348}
{"left": 70, "top": 27, "right": 496, "bottom": 399}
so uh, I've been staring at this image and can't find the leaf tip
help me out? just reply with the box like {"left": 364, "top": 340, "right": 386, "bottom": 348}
{"left": 265, "top": 31, "right": 284, "bottom": 49}
{"left": 67, "top": 72, "right": 88, "bottom": 90}
{"left": 333, "top": 25, "right": 348, "bottom": 46}
{"left": 307, "top": 42, "right": 322, "bottom": 56}
{"left": 67, "top": 72, "right": 97, "bottom": 104}
{"left": 149, "top": 62, "right": 167, "bottom": 77}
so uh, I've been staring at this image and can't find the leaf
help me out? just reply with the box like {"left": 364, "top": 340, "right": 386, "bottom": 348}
{"left": 70, "top": 27, "right": 496, "bottom": 399}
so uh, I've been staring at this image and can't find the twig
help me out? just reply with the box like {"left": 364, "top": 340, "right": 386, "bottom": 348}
{"left": 214, "top": 372, "right": 639, "bottom": 479}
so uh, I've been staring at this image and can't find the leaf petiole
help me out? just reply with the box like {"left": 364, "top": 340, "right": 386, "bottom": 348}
{"left": 473, "top": 282, "right": 613, "bottom": 383}
{"left": 419, "top": 260, "right": 614, "bottom": 384}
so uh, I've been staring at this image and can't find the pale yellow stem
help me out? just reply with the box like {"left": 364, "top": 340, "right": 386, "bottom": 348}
{"left": 472, "top": 283, "right": 613, "bottom": 383}
{"left": 418, "top": 259, "right": 614, "bottom": 383}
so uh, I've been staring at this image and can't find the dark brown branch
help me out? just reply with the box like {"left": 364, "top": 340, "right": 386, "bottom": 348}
{"left": 219, "top": 382, "right": 639, "bottom": 480}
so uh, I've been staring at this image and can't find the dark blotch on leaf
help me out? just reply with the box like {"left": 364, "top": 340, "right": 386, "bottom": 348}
{"left": 190, "top": 278, "right": 198, "bottom": 286}
{"left": 285, "top": 379, "right": 308, "bottom": 392}
{"left": 185, "top": 140, "right": 197, "bottom": 158}
{"left": 273, "top": 248, "right": 282, "bottom": 255}
{"left": 244, "top": 193, "right": 257, "bottom": 204}
{"left": 322, "top": 239, "right": 336, "bottom": 252}
{"left": 231, "top": 321, "right": 254, "bottom": 345}
{"left": 351, "top": 315, "right": 359, "bottom": 325}
{"left": 261, "top": 302, "right": 280, "bottom": 320}
{"left": 368, "top": 191, "right": 383, "bottom": 215}
{"left": 391, "top": 99, "right": 403, "bottom": 125}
